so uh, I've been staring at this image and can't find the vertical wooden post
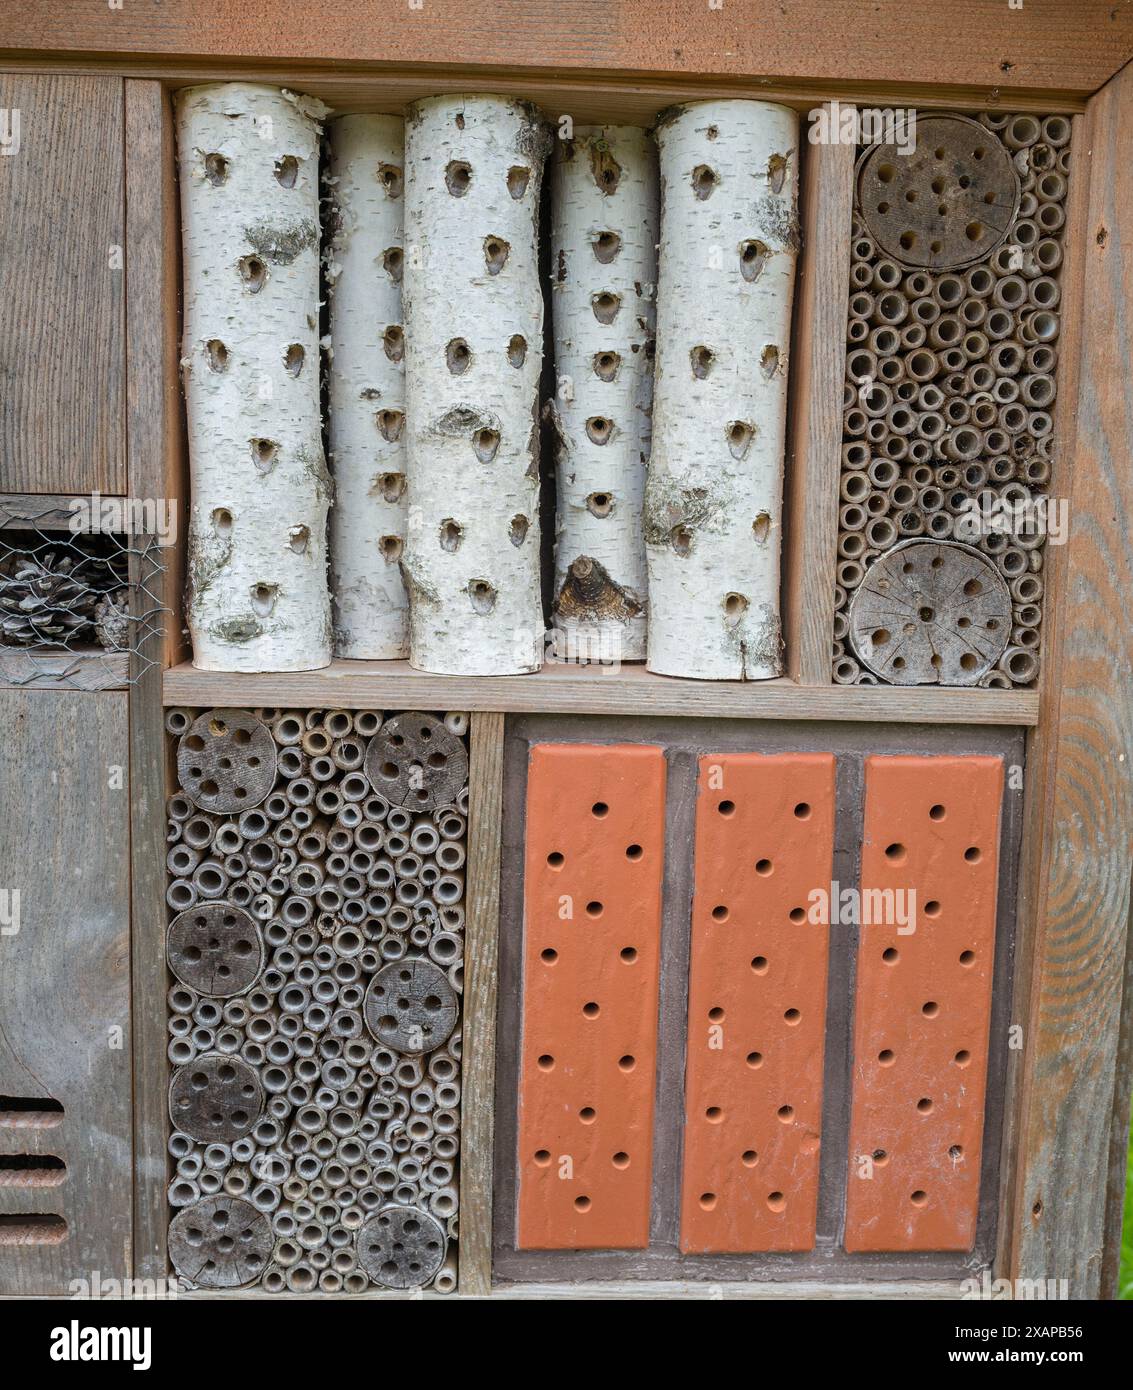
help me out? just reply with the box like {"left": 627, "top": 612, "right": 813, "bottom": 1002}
{"left": 783, "top": 103, "right": 854, "bottom": 686}
{"left": 1003, "top": 74, "right": 1133, "bottom": 1297}
{"left": 125, "top": 78, "right": 186, "bottom": 1281}
{"left": 459, "top": 710, "right": 506, "bottom": 1294}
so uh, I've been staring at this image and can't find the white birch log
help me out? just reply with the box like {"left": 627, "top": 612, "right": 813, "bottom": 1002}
{"left": 549, "top": 126, "right": 657, "bottom": 662}
{"left": 177, "top": 83, "right": 332, "bottom": 672}
{"left": 325, "top": 115, "right": 409, "bottom": 659}
{"left": 644, "top": 100, "right": 800, "bottom": 679}
{"left": 402, "top": 95, "right": 551, "bottom": 675}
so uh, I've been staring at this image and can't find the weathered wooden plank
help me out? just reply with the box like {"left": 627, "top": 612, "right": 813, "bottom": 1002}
{"left": 124, "top": 77, "right": 183, "bottom": 1283}
{"left": 0, "top": 1, "right": 1127, "bottom": 95}
{"left": 0, "top": 650, "right": 129, "bottom": 691}
{"left": 0, "top": 73, "right": 125, "bottom": 495}
{"left": 1004, "top": 71, "right": 1133, "bottom": 1297}
{"left": 163, "top": 659, "right": 1039, "bottom": 726}
{"left": 784, "top": 110, "right": 854, "bottom": 686}
{"left": 458, "top": 711, "right": 505, "bottom": 1295}
{"left": 0, "top": 494, "right": 125, "bottom": 531}
{"left": 0, "top": 690, "right": 131, "bottom": 1294}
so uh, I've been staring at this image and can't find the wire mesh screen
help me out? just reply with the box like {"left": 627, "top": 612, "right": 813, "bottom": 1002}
{"left": 0, "top": 507, "right": 168, "bottom": 689}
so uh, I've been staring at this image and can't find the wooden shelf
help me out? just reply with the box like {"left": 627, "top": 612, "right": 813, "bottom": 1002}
{"left": 0, "top": 648, "right": 129, "bottom": 691}
{"left": 163, "top": 659, "right": 1038, "bottom": 725}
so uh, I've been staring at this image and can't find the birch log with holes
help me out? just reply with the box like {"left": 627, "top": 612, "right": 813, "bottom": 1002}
{"left": 549, "top": 126, "right": 658, "bottom": 662}
{"left": 177, "top": 84, "right": 332, "bottom": 672}
{"left": 402, "top": 95, "right": 551, "bottom": 675}
{"left": 644, "top": 100, "right": 800, "bottom": 680}
{"left": 325, "top": 115, "right": 409, "bottom": 659}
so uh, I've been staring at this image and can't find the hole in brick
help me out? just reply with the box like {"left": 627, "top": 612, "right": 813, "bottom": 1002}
{"left": 929, "top": 804, "right": 946, "bottom": 821}
{"left": 706, "top": 1106, "right": 724, "bottom": 1124}
{"left": 618, "top": 1055, "right": 636, "bottom": 1073}
{"left": 540, "top": 948, "right": 558, "bottom": 965}
{"left": 746, "top": 1052, "right": 763, "bottom": 1069}
{"left": 873, "top": 1149, "right": 889, "bottom": 1166}
{"left": 883, "top": 947, "right": 899, "bottom": 964}
{"left": 717, "top": 799, "right": 735, "bottom": 817}
{"left": 579, "top": 1106, "right": 596, "bottom": 1123}
{"left": 784, "top": 1008, "right": 801, "bottom": 1026}
{"left": 698, "top": 1192, "right": 718, "bottom": 1210}
{"left": 537, "top": 1055, "right": 554, "bottom": 1071}
{"left": 445, "top": 161, "right": 471, "bottom": 196}
{"left": 546, "top": 852, "right": 564, "bottom": 869}
{"left": 910, "top": 1190, "right": 928, "bottom": 1208}
{"left": 708, "top": 1007, "right": 725, "bottom": 1022}
{"left": 507, "top": 165, "right": 530, "bottom": 199}
{"left": 751, "top": 955, "right": 768, "bottom": 974}
{"left": 922, "top": 1001, "right": 940, "bottom": 1018}
{"left": 508, "top": 335, "right": 527, "bottom": 368}
{"left": 949, "top": 1145, "right": 964, "bottom": 1160}
{"left": 582, "top": 1002, "right": 600, "bottom": 1019}
{"left": 612, "top": 1151, "right": 630, "bottom": 1169}
{"left": 885, "top": 842, "right": 907, "bottom": 863}
{"left": 711, "top": 905, "right": 729, "bottom": 923}
{"left": 756, "top": 858, "right": 772, "bottom": 876}
{"left": 625, "top": 843, "right": 643, "bottom": 861}
{"left": 917, "top": 1097, "right": 934, "bottom": 1114}
{"left": 964, "top": 846, "right": 981, "bottom": 863}
{"left": 767, "top": 1191, "right": 786, "bottom": 1212}
{"left": 483, "top": 235, "right": 510, "bottom": 274}
{"left": 878, "top": 1049, "right": 895, "bottom": 1066}
{"left": 591, "top": 802, "right": 608, "bottom": 818}
{"left": 959, "top": 949, "right": 975, "bottom": 966}
{"left": 924, "top": 900, "right": 941, "bottom": 917}
{"left": 445, "top": 339, "right": 471, "bottom": 375}
{"left": 274, "top": 155, "right": 299, "bottom": 187}
{"left": 585, "top": 901, "right": 604, "bottom": 918}
{"left": 777, "top": 1105, "right": 794, "bottom": 1123}
{"left": 619, "top": 947, "right": 637, "bottom": 964}
{"left": 789, "top": 907, "right": 806, "bottom": 924}
{"left": 742, "top": 1150, "right": 758, "bottom": 1166}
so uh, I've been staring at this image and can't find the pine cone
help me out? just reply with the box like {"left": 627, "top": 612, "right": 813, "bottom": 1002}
{"left": 95, "top": 588, "right": 131, "bottom": 651}
{"left": 0, "top": 550, "right": 100, "bottom": 647}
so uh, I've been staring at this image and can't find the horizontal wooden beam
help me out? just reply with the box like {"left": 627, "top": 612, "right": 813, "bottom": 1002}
{"left": 1, "top": 1, "right": 1128, "bottom": 97}
{"left": 163, "top": 659, "right": 1039, "bottom": 725}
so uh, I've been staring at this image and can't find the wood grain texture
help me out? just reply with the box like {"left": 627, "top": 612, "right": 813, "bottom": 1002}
{"left": 0, "top": 690, "right": 131, "bottom": 1294}
{"left": 163, "top": 659, "right": 1039, "bottom": 725}
{"left": 0, "top": 650, "right": 129, "bottom": 690}
{"left": 0, "top": 494, "right": 125, "bottom": 531}
{"left": 459, "top": 710, "right": 505, "bottom": 1295}
{"left": 124, "top": 78, "right": 182, "bottom": 1282}
{"left": 784, "top": 112, "right": 854, "bottom": 685}
{"left": 1004, "top": 75, "right": 1133, "bottom": 1298}
{"left": 0, "top": 73, "right": 124, "bottom": 494}
{"left": 0, "top": 1, "right": 1129, "bottom": 95}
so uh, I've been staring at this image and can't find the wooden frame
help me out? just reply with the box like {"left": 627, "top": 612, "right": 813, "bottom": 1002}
{"left": 0, "top": 5, "right": 1128, "bottom": 1298}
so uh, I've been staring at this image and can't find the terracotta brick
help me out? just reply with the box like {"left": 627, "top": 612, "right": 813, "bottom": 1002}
{"left": 680, "top": 753, "right": 836, "bottom": 1252}
{"left": 517, "top": 743, "right": 665, "bottom": 1249}
{"left": 844, "top": 755, "right": 1003, "bottom": 1252}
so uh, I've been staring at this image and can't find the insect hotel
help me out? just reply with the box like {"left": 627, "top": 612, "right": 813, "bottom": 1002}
{"left": 0, "top": 2, "right": 1129, "bottom": 1302}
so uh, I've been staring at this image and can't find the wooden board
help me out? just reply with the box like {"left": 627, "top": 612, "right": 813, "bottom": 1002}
{"left": 0, "top": 1, "right": 1128, "bottom": 96}
{"left": 1003, "top": 67, "right": 1133, "bottom": 1299}
{"left": 458, "top": 711, "right": 505, "bottom": 1295}
{"left": 163, "top": 660, "right": 1039, "bottom": 726}
{"left": 0, "top": 690, "right": 131, "bottom": 1295}
{"left": 783, "top": 111, "right": 854, "bottom": 685}
{"left": 0, "top": 73, "right": 124, "bottom": 494}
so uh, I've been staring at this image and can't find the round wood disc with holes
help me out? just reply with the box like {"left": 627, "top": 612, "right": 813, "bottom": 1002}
{"left": 363, "top": 958, "right": 458, "bottom": 1054}
{"left": 857, "top": 114, "right": 1019, "bottom": 270}
{"left": 167, "top": 901, "right": 263, "bottom": 997}
{"left": 169, "top": 1196, "right": 273, "bottom": 1289}
{"left": 177, "top": 708, "right": 277, "bottom": 813}
{"left": 169, "top": 1053, "right": 264, "bottom": 1143}
{"left": 357, "top": 1204, "right": 447, "bottom": 1288}
{"left": 364, "top": 712, "right": 468, "bottom": 811}
{"left": 848, "top": 540, "right": 1011, "bottom": 685}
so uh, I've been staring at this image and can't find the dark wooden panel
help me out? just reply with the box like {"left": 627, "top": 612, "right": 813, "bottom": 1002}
{"left": 0, "top": 1, "right": 1128, "bottom": 95}
{"left": 0, "top": 73, "right": 124, "bottom": 494}
{"left": 1005, "top": 65, "right": 1133, "bottom": 1299}
{"left": 0, "top": 690, "right": 131, "bottom": 1294}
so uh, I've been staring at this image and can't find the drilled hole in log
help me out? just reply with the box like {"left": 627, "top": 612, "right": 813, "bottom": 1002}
{"left": 212, "top": 507, "right": 234, "bottom": 538}
{"left": 378, "top": 163, "right": 403, "bottom": 198}
{"left": 724, "top": 592, "right": 749, "bottom": 626}
{"left": 251, "top": 583, "right": 278, "bottom": 617}
{"left": 507, "top": 165, "right": 530, "bottom": 199}
{"left": 592, "top": 230, "right": 622, "bottom": 263}
{"left": 383, "top": 325, "right": 404, "bottom": 363}
{"left": 760, "top": 344, "right": 781, "bottom": 379}
{"left": 726, "top": 420, "right": 754, "bottom": 459}
{"left": 382, "top": 247, "right": 403, "bottom": 283}
{"left": 739, "top": 239, "right": 771, "bottom": 283}
{"left": 206, "top": 339, "right": 229, "bottom": 373}
{"left": 239, "top": 255, "right": 267, "bottom": 292}
{"left": 379, "top": 535, "right": 403, "bottom": 564}
{"left": 439, "top": 519, "right": 463, "bottom": 552}
{"left": 586, "top": 492, "right": 614, "bottom": 518}
{"left": 251, "top": 438, "right": 278, "bottom": 472}
{"left": 509, "top": 515, "right": 528, "bottom": 546}
{"left": 767, "top": 152, "right": 790, "bottom": 193}
{"left": 752, "top": 512, "right": 771, "bottom": 543}
{"left": 204, "top": 152, "right": 229, "bottom": 186}
{"left": 585, "top": 416, "right": 613, "bottom": 445}
{"left": 287, "top": 525, "right": 309, "bottom": 555}
{"left": 445, "top": 339, "right": 471, "bottom": 375}
{"left": 591, "top": 291, "right": 621, "bottom": 325}
{"left": 507, "top": 334, "right": 527, "bottom": 368}
{"left": 590, "top": 140, "right": 621, "bottom": 194}
{"left": 593, "top": 350, "right": 620, "bottom": 381}
{"left": 375, "top": 472, "right": 405, "bottom": 503}
{"left": 473, "top": 428, "right": 500, "bottom": 463}
{"left": 274, "top": 155, "right": 299, "bottom": 188}
{"left": 483, "top": 236, "right": 510, "bottom": 275}
{"left": 691, "top": 164, "right": 719, "bottom": 199}
{"left": 670, "top": 525, "right": 692, "bottom": 557}
{"left": 468, "top": 579, "right": 497, "bottom": 614}
{"left": 283, "top": 343, "right": 304, "bottom": 376}
{"left": 445, "top": 161, "right": 471, "bottom": 196}
{"left": 690, "top": 345, "right": 715, "bottom": 379}
{"left": 375, "top": 410, "right": 403, "bottom": 443}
